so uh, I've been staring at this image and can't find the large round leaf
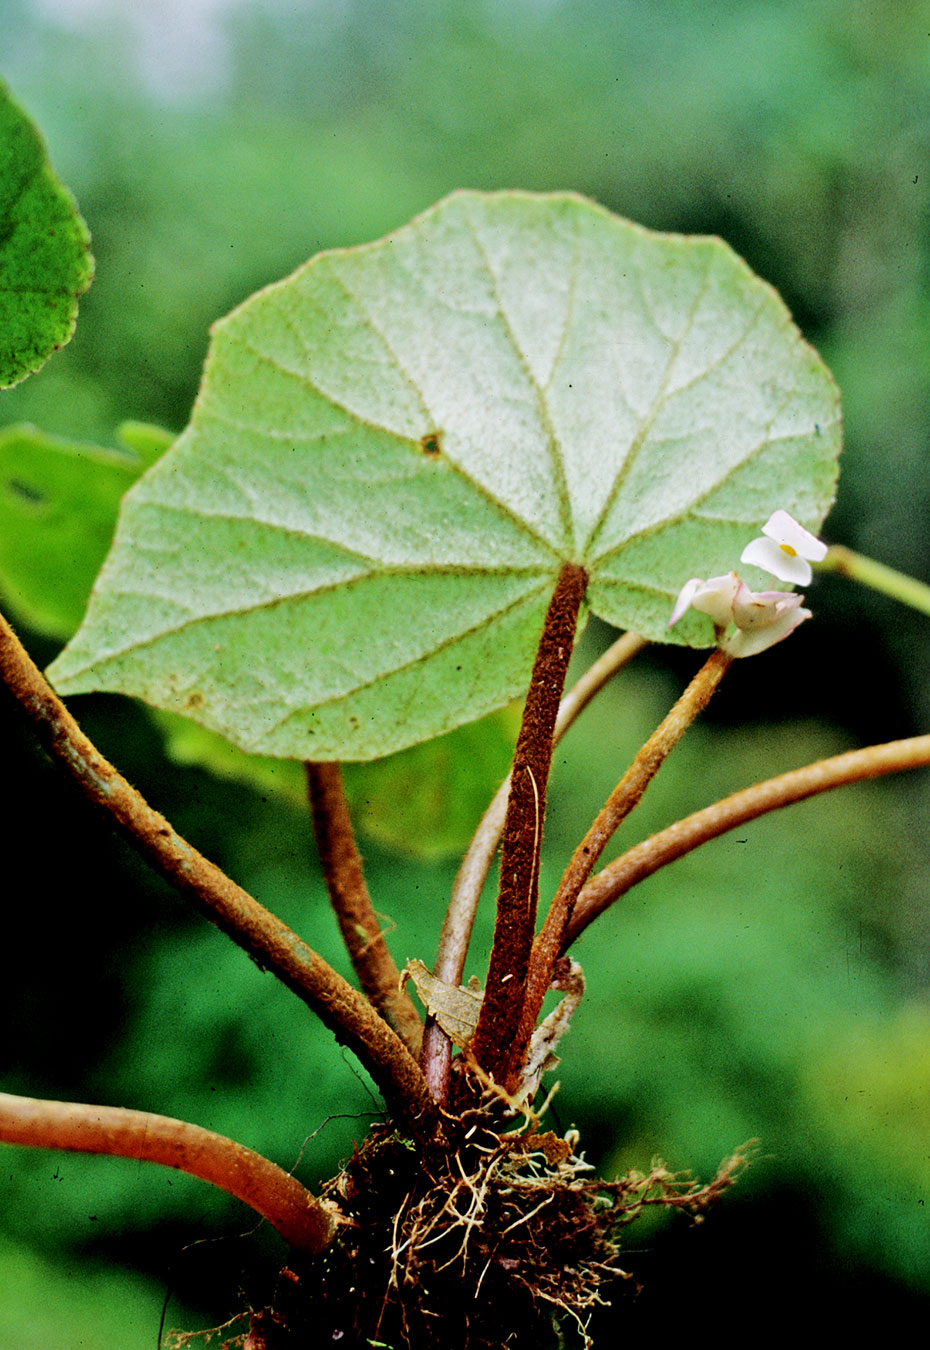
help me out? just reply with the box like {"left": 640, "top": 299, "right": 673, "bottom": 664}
{"left": 48, "top": 191, "right": 840, "bottom": 760}
{"left": 0, "top": 82, "right": 93, "bottom": 388}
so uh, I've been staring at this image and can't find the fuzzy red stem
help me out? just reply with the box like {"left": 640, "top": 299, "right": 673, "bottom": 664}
{"left": 306, "top": 761, "right": 422, "bottom": 1054}
{"left": 421, "top": 631, "right": 648, "bottom": 1102}
{"left": 468, "top": 562, "right": 587, "bottom": 1083}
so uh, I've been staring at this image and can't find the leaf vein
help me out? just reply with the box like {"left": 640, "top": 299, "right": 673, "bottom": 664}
{"left": 459, "top": 205, "right": 575, "bottom": 552}
{"left": 583, "top": 250, "right": 716, "bottom": 556}
{"left": 592, "top": 398, "right": 835, "bottom": 566}
{"left": 263, "top": 580, "right": 553, "bottom": 735}
{"left": 88, "top": 561, "right": 555, "bottom": 659}
{"left": 222, "top": 336, "right": 561, "bottom": 560}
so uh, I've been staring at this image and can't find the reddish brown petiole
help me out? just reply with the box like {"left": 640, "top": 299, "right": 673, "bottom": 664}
{"left": 468, "top": 562, "right": 587, "bottom": 1086}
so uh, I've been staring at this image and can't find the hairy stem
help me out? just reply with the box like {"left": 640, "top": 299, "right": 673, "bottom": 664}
{"left": 468, "top": 563, "right": 587, "bottom": 1083}
{"left": 819, "top": 545, "right": 930, "bottom": 618}
{"left": 0, "top": 1092, "right": 335, "bottom": 1254}
{"left": 514, "top": 647, "right": 732, "bottom": 1075}
{"left": 306, "top": 761, "right": 422, "bottom": 1056}
{"left": 565, "top": 732, "right": 930, "bottom": 945}
{"left": 421, "top": 630, "right": 647, "bottom": 1100}
{"left": 0, "top": 611, "right": 435, "bottom": 1137}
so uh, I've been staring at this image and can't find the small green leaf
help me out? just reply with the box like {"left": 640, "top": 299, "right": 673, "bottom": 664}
{"left": 114, "top": 420, "right": 176, "bottom": 460}
{"left": 342, "top": 707, "right": 518, "bottom": 858}
{"left": 155, "top": 704, "right": 517, "bottom": 861}
{"left": 0, "top": 82, "right": 93, "bottom": 388}
{"left": 48, "top": 192, "right": 840, "bottom": 760}
{"left": 151, "top": 708, "right": 307, "bottom": 802}
{"left": 0, "top": 423, "right": 167, "bottom": 638}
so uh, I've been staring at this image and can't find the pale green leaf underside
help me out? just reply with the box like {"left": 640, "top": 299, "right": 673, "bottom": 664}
{"left": 0, "top": 415, "right": 514, "bottom": 851}
{"left": 48, "top": 191, "right": 840, "bottom": 760}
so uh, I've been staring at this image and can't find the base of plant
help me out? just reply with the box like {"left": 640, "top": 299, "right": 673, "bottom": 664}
{"left": 167, "top": 1102, "right": 748, "bottom": 1350}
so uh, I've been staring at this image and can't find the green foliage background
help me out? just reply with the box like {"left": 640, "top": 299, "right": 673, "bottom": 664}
{"left": 2, "top": 0, "right": 930, "bottom": 1340}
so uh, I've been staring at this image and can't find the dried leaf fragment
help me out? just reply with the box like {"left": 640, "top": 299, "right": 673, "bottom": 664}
{"left": 516, "top": 958, "right": 585, "bottom": 1101}
{"left": 402, "top": 958, "right": 483, "bottom": 1049}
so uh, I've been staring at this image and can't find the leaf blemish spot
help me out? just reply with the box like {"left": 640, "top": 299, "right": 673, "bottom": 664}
{"left": 418, "top": 431, "right": 443, "bottom": 457}
{"left": 6, "top": 478, "right": 47, "bottom": 507}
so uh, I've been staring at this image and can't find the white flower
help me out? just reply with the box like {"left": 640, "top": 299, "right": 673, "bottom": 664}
{"left": 726, "top": 582, "right": 810, "bottom": 657}
{"left": 739, "top": 509, "right": 827, "bottom": 586}
{"left": 668, "top": 572, "right": 741, "bottom": 629}
{"left": 668, "top": 570, "right": 811, "bottom": 658}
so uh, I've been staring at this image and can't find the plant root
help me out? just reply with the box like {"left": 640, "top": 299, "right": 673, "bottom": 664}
{"left": 240, "top": 1105, "right": 750, "bottom": 1350}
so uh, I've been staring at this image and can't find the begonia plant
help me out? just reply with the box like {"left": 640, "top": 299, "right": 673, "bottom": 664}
{"left": 3, "top": 80, "right": 930, "bottom": 1348}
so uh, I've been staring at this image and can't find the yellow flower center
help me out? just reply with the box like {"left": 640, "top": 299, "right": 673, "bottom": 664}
{"left": 780, "top": 543, "right": 798, "bottom": 557}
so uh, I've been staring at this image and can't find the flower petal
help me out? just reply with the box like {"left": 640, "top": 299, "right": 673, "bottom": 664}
{"left": 668, "top": 577, "right": 704, "bottom": 627}
{"left": 732, "top": 582, "right": 804, "bottom": 631}
{"left": 723, "top": 605, "right": 811, "bottom": 657}
{"left": 690, "top": 573, "right": 742, "bottom": 627}
{"left": 762, "top": 509, "right": 827, "bottom": 562}
{"left": 740, "top": 535, "right": 813, "bottom": 585}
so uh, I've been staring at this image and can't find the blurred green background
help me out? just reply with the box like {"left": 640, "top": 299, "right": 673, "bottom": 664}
{"left": 3, "top": 0, "right": 930, "bottom": 1341}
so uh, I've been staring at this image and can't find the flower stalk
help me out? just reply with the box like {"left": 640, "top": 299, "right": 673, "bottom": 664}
{"left": 512, "top": 646, "right": 732, "bottom": 1084}
{"left": 565, "top": 732, "right": 930, "bottom": 945}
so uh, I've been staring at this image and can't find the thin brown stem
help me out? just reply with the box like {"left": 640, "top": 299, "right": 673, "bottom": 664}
{"left": 420, "top": 630, "right": 647, "bottom": 1101}
{"left": 0, "top": 610, "right": 436, "bottom": 1138}
{"left": 565, "top": 732, "right": 930, "bottom": 945}
{"left": 0, "top": 1092, "right": 335, "bottom": 1254}
{"left": 306, "top": 761, "right": 422, "bottom": 1056}
{"left": 513, "top": 647, "right": 732, "bottom": 1078}
{"left": 468, "top": 563, "right": 587, "bottom": 1083}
